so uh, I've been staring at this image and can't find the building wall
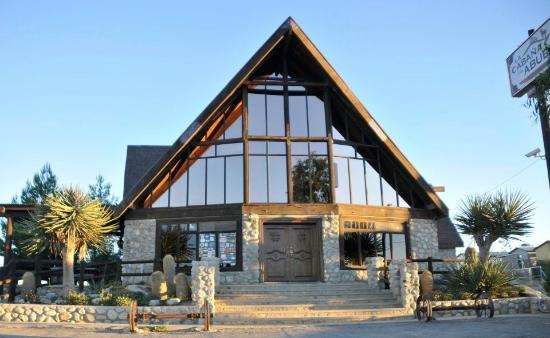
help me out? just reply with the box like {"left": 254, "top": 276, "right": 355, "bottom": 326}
{"left": 122, "top": 219, "right": 156, "bottom": 284}
{"left": 121, "top": 215, "right": 455, "bottom": 285}
{"left": 535, "top": 243, "right": 550, "bottom": 263}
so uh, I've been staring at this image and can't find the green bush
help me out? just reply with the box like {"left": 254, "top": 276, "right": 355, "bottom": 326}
{"left": 443, "top": 258, "right": 515, "bottom": 298}
{"left": 114, "top": 294, "right": 134, "bottom": 306}
{"left": 98, "top": 289, "right": 115, "bottom": 306}
{"left": 23, "top": 291, "right": 41, "bottom": 304}
{"left": 66, "top": 291, "right": 91, "bottom": 305}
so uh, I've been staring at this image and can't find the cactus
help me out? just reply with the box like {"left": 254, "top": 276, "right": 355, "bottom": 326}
{"left": 464, "top": 247, "right": 478, "bottom": 264}
{"left": 21, "top": 271, "right": 36, "bottom": 297}
{"left": 175, "top": 273, "right": 190, "bottom": 301}
{"left": 163, "top": 254, "right": 176, "bottom": 296}
{"left": 150, "top": 271, "right": 168, "bottom": 300}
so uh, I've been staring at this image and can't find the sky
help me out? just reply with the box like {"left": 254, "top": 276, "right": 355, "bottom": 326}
{"left": 0, "top": 1, "right": 549, "bottom": 254}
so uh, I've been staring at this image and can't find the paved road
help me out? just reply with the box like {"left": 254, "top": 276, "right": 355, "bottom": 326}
{"left": 0, "top": 315, "right": 549, "bottom": 337}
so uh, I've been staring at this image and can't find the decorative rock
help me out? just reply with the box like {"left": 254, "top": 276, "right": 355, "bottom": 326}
{"left": 175, "top": 273, "right": 190, "bottom": 301}
{"left": 163, "top": 255, "right": 177, "bottom": 296}
{"left": 45, "top": 292, "right": 57, "bottom": 300}
{"left": 58, "top": 312, "right": 70, "bottom": 321}
{"left": 84, "top": 314, "right": 95, "bottom": 322}
{"left": 125, "top": 284, "right": 151, "bottom": 296}
{"left": 166, "top": 298, "right": 181, "bottom": 306}
{"left": 21, "top": 271, "right": 36, "bottom": 296}
{"left": 39, "top": 297, "right": 52, "bottom": 304}
{"left": 91, "top": 298, "right": 101, "bottom": 305}
{"left": 107, "top": 309, "right": 118, "bottom": 321}
{"left": 29, "top": 312, "right": 37, "bottom": 322}
{"left": 148, "top": 299, "right": 161, "bottom": 306}
{"left": 73, "top": 313, "right": 82, "bottom": 322}
{"left": 150, "top": 271, "right": 168, "bottom": 300}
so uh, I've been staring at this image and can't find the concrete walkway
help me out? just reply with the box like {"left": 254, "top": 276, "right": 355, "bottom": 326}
{"left": 0, "top": 314, "right": 549, "bottom": 337}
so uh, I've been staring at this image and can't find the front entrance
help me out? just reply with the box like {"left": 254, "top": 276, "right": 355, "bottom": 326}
{"left": 261, "top": 222, "right": 321, "bottom": 282}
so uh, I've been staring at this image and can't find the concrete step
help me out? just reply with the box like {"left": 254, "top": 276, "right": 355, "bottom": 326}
{"left": 218, "top": 282, "right": 379, "bottom": 291}
{"left": 217, "top": 303, "right": 403, "bottom": 312}
{"left": 216, "top": 293, "right": 396, "bottom": 302}
{"left": 214, "top": 308, "right": 412, "bottom": 325}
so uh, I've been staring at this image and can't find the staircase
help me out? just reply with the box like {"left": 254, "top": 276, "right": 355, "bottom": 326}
{"left": 215, "top": 282, "right": 412, "bottom": 325}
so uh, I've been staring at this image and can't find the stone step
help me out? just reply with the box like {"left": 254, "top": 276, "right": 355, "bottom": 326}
{"left": 217, "top": 290, "right": 390, "bottom": 297}
{"left": 217, "top": 303, "right": 403, "bottom": 312}
{"left": 216, "top": 294, "right": 397, "bottom": 304}
{"left": 218, "top": 282, "right": 378, "bottom": 291}
{"left": 214, "top": 308, "right": 412, "bottom": 325}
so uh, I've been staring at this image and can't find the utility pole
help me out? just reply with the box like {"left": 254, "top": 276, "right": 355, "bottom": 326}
{"left": 534, "top": 84, "right": 550, "bottom": 187}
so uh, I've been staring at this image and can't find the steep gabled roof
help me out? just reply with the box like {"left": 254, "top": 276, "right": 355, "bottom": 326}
{"left": 123, "top": 145, "right": 170, "bottom": 198}
{"left": 115, "top": 17, "right": 451, "bottom": 227}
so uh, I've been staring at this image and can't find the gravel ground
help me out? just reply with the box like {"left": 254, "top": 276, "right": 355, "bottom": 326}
{"left": 0, "top": 314, "right": 549, "bottom": 337}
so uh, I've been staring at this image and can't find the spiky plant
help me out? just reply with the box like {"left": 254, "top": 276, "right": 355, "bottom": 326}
{"left": 455, "top": 190, "right": 534, "bottom": 262}
{"left": 443, "top": 258, "right": 515, "bottom": 298}
{"left": 24, "top": 186, "right": 117, "bottom": 295}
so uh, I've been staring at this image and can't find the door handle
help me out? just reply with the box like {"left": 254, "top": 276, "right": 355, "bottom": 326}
{"left": 289, "top": 246, "right": 294, "bottom": 257}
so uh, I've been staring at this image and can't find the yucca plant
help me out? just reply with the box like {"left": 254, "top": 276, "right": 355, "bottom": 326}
{"left": 443, "top": 258, "right": 515, "bottom": 298}
{"left": 24, "top": 186, "right": 117, "bottom": 296}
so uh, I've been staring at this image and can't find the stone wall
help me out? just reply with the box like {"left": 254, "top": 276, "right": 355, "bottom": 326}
{"left": 430, "top": 297, "right": 550, "bottom": 317}
{"left": 409, "top": 218, "right": 456, "bottom": 272}
{"left": 389, "top": 260, "right": 419, "bottom": 311}
{"left": 122, "top": 219, "right": 157, "bottom": 284}
{"left": 218, "top": 215, "right": 260, "bottom": 285}
{"left": 191, "top": 259, "right": 218, "bottom": 313}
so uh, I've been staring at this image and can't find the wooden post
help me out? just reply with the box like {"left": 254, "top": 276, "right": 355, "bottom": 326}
{"left": 4, "top": 216, "right": 13, "bottom": 263}
{"left": 78, "top": 261, "right": 84, "bottom": 292}
{"left": 34, "top": 255, "right": 41, "bottom": 289}
{"left": 427, "top": 257, "right": 433, "bottom": 274}
{"left": 8, "top": 269, "right": 17, "bottom": 303}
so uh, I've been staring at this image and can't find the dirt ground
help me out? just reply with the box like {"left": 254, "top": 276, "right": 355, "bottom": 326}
{"left": 0, "top": 314, "right": 549, "bottom": 338}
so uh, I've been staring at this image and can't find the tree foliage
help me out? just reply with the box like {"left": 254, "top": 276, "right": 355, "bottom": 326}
{"left": 455, "top": 190, "right": 534, "bottom": 262}
{"left": 89, "top": 175, "right": 118, "bottom": 207}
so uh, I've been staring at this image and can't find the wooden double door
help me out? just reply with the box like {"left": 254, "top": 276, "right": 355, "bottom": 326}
{"left": 262, "top": 223, "right": 321, "bottom": 282}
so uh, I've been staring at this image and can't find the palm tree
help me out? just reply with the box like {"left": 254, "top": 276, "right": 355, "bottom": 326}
{"left": 455, "top": 190, "right": 535, "bottom": 263}
{"left": 24, "top": 186, "right": 116, "bottom": 295}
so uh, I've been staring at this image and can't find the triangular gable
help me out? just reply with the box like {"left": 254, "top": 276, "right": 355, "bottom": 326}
{"left": 115, "top": 17, "right": 448, "bottom": 219}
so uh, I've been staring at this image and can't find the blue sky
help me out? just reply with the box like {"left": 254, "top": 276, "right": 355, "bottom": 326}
{"left": 0, "top": 1, "right": 549, "bottom": 252}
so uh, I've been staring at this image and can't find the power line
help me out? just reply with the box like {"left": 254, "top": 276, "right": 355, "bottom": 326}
{"left": 486, "top": 158, "right": 543, "bottom": 193}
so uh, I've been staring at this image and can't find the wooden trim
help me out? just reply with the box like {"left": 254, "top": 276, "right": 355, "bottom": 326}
{"left": 243, "top": 204, "right": 336, "bottom": 216}
{"left": 243, "top": 87, "right": 250, "bottom": 204}
{"left": 124, "top": 204, "right": 243, "bottom": 221}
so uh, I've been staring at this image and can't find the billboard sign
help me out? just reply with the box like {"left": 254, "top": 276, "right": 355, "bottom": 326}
{"left": 507, "top": 18, "right": 550, "bottom": 97}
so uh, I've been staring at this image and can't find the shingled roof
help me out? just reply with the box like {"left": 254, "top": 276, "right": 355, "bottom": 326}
{"left": 123, "top": 145, "right": 170, "bottom": 198}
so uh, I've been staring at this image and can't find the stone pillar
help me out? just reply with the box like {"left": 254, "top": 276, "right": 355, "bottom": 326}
{"left": 191, "top": 260, "right": 217, "bottom": 313}
{"left": 388, "top": 260, "right": 419, "bottom": 312}
{"left": 365, "top": 256, "right": 384, "bottom": 288}
{"left": 242, "top": 214, "right": 260, "bottom": 283}
{"left": 122, "top": 219, "right": 157, "bottom": 284}
{"left": 321, "top": 214, "right": 340, "bottom": 283}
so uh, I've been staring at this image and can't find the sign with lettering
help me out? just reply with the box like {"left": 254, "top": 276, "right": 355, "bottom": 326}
{"left": 507, "top": 18, "right": 550, "bottom": 97}
{"left": 341, "top": 217, "right": 404, "bottom": 233}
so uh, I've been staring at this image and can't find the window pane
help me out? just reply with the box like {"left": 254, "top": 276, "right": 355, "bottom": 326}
{"left": 382, "top": 176, "right": 397, "bottom": 207}
{"left": 292, "top": 156, "right": 329, "bottom": 203}
{"left": 267, "top": 141, "right": 286, "bottom": 155}
{"left": 248, "top": 93, "right": 266, "bottom": 136}
{"left": 160, "top": 224, "right": 178, "bottom": 257}
{"left": 266, "top": 94, "right": 285, "bottom": 136}
{"left": 249, "top": 156, "right": 268, "bottom": 203}
{"left": 309, "top": 142, "right": 327, "bottom": 155}
{"left": 217, "top": 142, "right": 243, "bottom": 156}
{"left": 219, "top": 232, "right": 237, "bottom": 267}
{"left": 384, "top": 234, "right": 392, "bottom": 259}
{"left": 365, "top": 160, "right": 382, "bottom": 206}
{"left": 224, "top": 115, "right": 242, "bottom": 139}
{"left": 226, "top": 156, "right": 243, "bottom": 203}
{"left": 333, "top": 144, "right": 355, "bottom": 157}
{"left": 199, "top": 221, "right": 237, "bottom": 232}
{"left": 289, "top": 95, "right": 308, "bottom": 137}
{"left": 170, "top": 172, "right": 187, "bottom": 207}
{"left": 334, "top": 157, "right": 350, "bottom": 203}
{"left": 349, "top": 159, "right": 367, "bottom": 204}
{"left": 188, "top": 159, "right": 206, "bottom": 205}
{"left": 178, "top": 227, "right": 195, "bottom": 261}
{"left": 249, "top": 141, "right": 266, "bottom": 155}
{"left": 199, "top": 233, "right": 217, "bottom": 259}
{"left": 207, "top": 157, "right": 224, "bottom": 205}
{"left": 268, "top": 156, "right": 288, "bottom": 203}
{"left": 291, "top": 142, "right": 308, "bottom": 155}
{"left": 152, "top": 189, "right": 168, "bottom": 208}
{"left": 392, "top": 234, "right": 407, "bottom": 260}
{"left": 307, "top": 95, "right": 326, "bottom": 136}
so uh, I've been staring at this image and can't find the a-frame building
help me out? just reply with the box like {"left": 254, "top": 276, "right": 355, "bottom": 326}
{"left": 116, "top": 17, "right": 462, "bottom": 284}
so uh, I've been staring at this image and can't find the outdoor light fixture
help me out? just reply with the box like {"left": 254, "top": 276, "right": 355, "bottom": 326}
{"left": 525, "top": 148, "right": 543, "bottom": 158}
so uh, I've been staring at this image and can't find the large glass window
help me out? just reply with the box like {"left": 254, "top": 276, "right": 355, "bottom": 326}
{"left": 291, "top": 142, "right": 329, "bottom": 203}
{"left": 159, "top": 220, "right": 240, "bottom": 271}
{"left": 248, "top": 86, "right": 285, "bottom": 136}
{"left": 249, "top": 141, "right": 288, "bottom": 203}
{"left": 342, "top": 231, "right": 407, "bottom": 269}
{"left": 289, "top": 92, "right": 327, "bottom": 137}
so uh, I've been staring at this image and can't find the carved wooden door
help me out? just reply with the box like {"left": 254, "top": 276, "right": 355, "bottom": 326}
{"left": 263, "top": 223, "right": 319, "bottom": 282}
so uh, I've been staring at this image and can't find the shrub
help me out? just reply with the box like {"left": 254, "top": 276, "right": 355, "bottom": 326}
{"left": 114, "top": 295, "right": 133, "bottom": 307}
{"left": 542, "top": 262, "right": 550, "bottom": 294}
{"left": 443, "top": 258, "right": 515, "bottom": 298}
{"left": 23, "top": 291, "right": 41, "bottom": 304}
{"left": 66, "top": 291, "right": 91, "bottom": 305}
{"left": 98, "top": 289, "right": 115, "bottom": 306}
